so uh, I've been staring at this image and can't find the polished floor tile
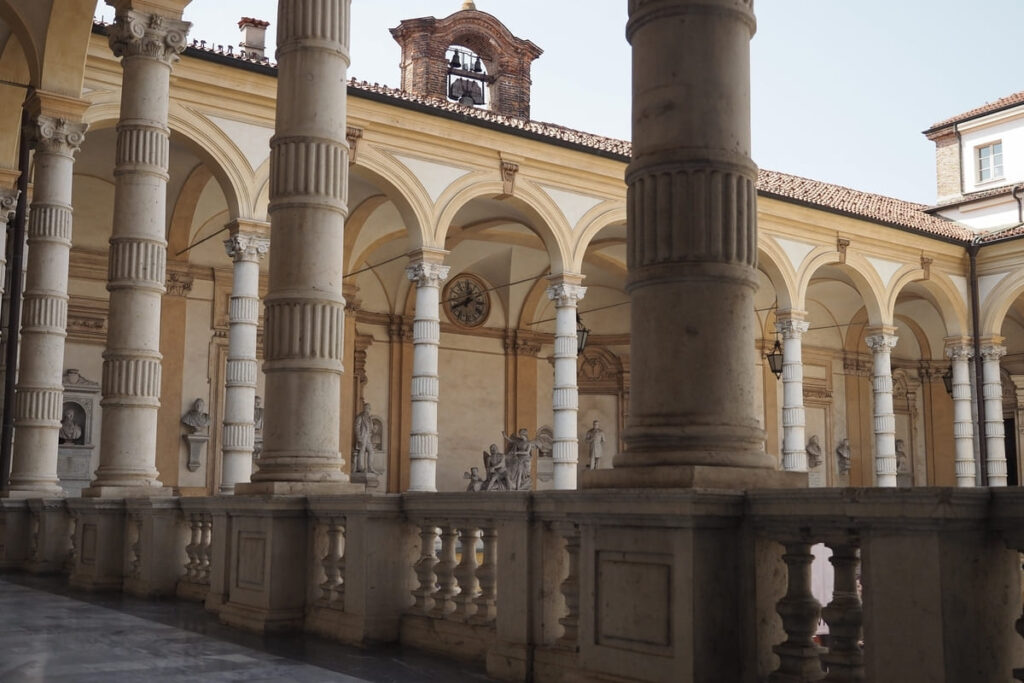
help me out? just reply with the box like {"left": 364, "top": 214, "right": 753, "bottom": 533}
{"left": 0, "top": 575, "right": 492, "bottom": 682}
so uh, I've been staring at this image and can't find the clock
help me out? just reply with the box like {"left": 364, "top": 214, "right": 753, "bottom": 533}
{"left": 443, "top": 274, "right": 490, "bottom": 327}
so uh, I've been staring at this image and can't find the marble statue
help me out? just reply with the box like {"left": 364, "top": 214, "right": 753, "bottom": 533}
{"left": 464, "top": 466, "right": 485, "bottom": 492}
{"left": 836, "top": 438, "right": 852, "bottom": 475}
{"left": 896, "top": 438, "right": 911, "bottom": 487}
{"left": 253, "top": 395, "right": 264, "bottom": 434}
{"left": 352, "top": 401, "right": 377, "bottom": 474}
{"left": 483, "top": 443, "right": 508, "bottom": 490}
{"left": 584, "top": 419, "right": 606, "bottom": 470}
{"left": 502, "top": 428, "right": 534, "bottom": 491}
{"left": 806, "top": 434, "right": 823, "bottom": 469}
{"left": 59, "top": 406, "right": 83, "bottom": 444}
{"left": 181, "top": 398, "right": 210, "bottom": 434}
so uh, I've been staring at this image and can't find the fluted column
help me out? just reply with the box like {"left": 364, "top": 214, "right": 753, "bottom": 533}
{"left": 405, "top": 250, "right": 449, "bottom": 492}
{"left": 776, "top": 310, "right": 809, "bottom": 472}
{"left": 547, "top": 275, "right": 586, "bottom": 490}
{"left": 981, "top": 340, "right": 1008, "bottom": 487}
{"left": 589, "top": 0, "right": 790, "bottom": 489}
{"left": 88, "top": 9, "right": 189, "bottom": 497}
{"left": 865, "top": 327, "right": 898, "bottom": 488}
{"left": 6, "top": 98, "right": 87, "bottom": 497}
{"left": 945, "top": 338, "right": 976, "bottom": 487}
{"left": 0, "top": 188, "right": 17, "bottom": 334}
{"left": 243, "top": 0, "right": 355, "bottom": 492}
{"left": 219, "top": 225, "right": 268, "bottom": 494}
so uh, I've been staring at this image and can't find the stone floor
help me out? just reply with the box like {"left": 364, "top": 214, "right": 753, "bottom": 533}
{"left": 0, "top": 574, "right": 493, "bottom": 682}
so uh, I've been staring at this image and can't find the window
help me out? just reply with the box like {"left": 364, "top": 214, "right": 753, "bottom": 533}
{"left": 977, "top": 141, "right": 1003, "bottom": 183}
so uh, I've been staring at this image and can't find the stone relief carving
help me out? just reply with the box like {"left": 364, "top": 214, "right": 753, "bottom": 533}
{"left": 252, "top": 395, "right": 264, "bottom": 471}
{"left": 181, "top": 398, "right": 210, "bottom": 473}
{"left": 836, "top": 438, "right": 852, "bottom": 476}
{"left": 805, "top": 434, "right": 823, "bottom": 469}
{"left": 896, "top": 438, "right": 911, "bottom": 488}
{"left": 585, "top": 419, "right": 606, "bottom": 470}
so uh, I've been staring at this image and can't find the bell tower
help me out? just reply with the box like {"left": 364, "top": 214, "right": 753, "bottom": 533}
{"left": 390, "top": 2, "right": 543, "bottom": 120}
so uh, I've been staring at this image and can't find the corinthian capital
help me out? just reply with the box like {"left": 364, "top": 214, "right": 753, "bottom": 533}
{"left": 0, "top": 188, "right": 18, "bottom": 225}
{"left": 547, "top": 283, "right": 587, "bottom": 307}
{"left": 981, "top": 343, "right": 1007, "bottom": 362}
{"left": 406, "top": 262, "right": 450, "bottom": 287}
{"left": 225, "top": 234, "right": 270, "bottom": 263}
{"left": 865, "top": 331, "right": 898, "bottom": 353}
{"left": 109, "top": 10, "right": 190, "bottom": 65}
{"left": 27, "top": 116, "right": 87, "bottom": 157}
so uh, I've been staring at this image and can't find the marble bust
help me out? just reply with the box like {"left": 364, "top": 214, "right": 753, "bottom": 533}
{"left": 181, "top": 398, "right": 210, "bottom": 434}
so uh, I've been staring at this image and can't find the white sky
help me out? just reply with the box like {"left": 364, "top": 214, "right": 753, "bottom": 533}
{"left": 96, "top": 1, "right": 1024, "bottom": 205}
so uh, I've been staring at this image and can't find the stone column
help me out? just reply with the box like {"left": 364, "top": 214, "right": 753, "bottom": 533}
{"left": 981, "top": 340, "right": 1008, "bottom": 487}
{"left": 6, "top": 96, "right": 87, "bottom": 497}
{"left": 587, "top": 0, "right": 797, "bottom": 489}
{"left": 405, "top": 249, "right": 449, "bottom": 493}
{"left": 776, "top": 310, "right": 810, "bottom": 472}
{"left": 865, "top": 327, "right": 898, "bottom": 488}
{"left": 0, "top": 187, "right": 17, "bottom": 327}
{"left": 945, "top": 338, "right": 976, "bottom": 487}
{"left": 546, "top": 275, "right": 586, "bottom": 490}
{"left": 219, "top": 224, "right": 268, "bottom": 494}
{"left": 243, "top": 0, "right": 356, "bottom": 493}
{"left": 87, "top": 9, "right": 189, "bottom": 497}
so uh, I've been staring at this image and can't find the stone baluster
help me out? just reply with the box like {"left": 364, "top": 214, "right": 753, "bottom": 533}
{"left": 89, "top": 8, "right": 190, "bottom": 496}
{"left": 220, "top": 226, "right": 269, "bottom": 494}
{"left": 184, "top": 513, "right": 200, "bottom": 581}
{"left": 6, "top": 97, "right": 87, "bottom": 496}
{"left": 821, "top": 542, "right": 863, "bottom": 682}
{"left": 771, "top": 541, "right": 825, "bottom": 682}
{"left": 557, "top": 522, "right": 581, "bottom": 647}
{"left": 319, "top": 518, "right": 345, "bottom": 606}
{"left": 451, "top": 525, "right": 481, "bottom": 620}
{"left": 411, "top": 524, "right": 439, "bottom": 614}
{"left": 777, "top": 311, "right": 810, "bottom": 472}
{"left": 945, "top": 339, "right": 976, "bottom": 486}
{"left": 406, "top": 251, "right": 450, "bottom": 492}
{"left": 865, "top": 328, "right": 898, "bottom": 488}
{"left": 199, "top": 515, "right": 212, "bottom": 584}
{"left": 547, "top": 276, "right": 586, "bottom": 489}
{"left": 246, "top": 0, "right": 354, "bottom": 491}
{"left": 431, "top": 525, "right": 459, "bottom": 617}
{"left": 471, "top": 526, "right": 498, "bottom": 624}
{"left": 981, "top": 341, "right": 1009, "bottom": 487}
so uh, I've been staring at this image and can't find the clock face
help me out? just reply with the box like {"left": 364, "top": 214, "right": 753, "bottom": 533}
{"left": 444, "top": 275, "right": 490, "bottom": 327}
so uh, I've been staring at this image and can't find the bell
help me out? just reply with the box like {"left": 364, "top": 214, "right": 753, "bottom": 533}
{"left": 450, "top": 51, "right": 462, "bottom": 69}
{"left": 472, "top": 56, "right": 483, "bottom": 73}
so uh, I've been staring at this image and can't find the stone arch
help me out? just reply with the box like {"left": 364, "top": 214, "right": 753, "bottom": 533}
{"left": 39, "top": 0, "right": 94, "bottom": 96}
{"left": 980, "top": 269, "right": 1024, "bottom": 336}
{"left": 757, "top": 240, "right": 798, "bottom": 311}
{"left": 570, "top": 202, "right": 627, "bottom": 273}
{"left": 885, "top": 268, "right": 969, "bottom": 338}
{"left": 797, "top": 248, "right": 888, "bottom": 326}
{"left": 349, "top": 144, "right": 432, "bottom": 252}
{"left": 0, "top": 2, "right": 41, "bottom": 87}
{"left": 433, "top": 175, "right": 571, "bottom": 273}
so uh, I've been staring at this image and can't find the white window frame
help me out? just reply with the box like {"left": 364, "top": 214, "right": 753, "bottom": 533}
{"left": 976, "top": 141, "right": 1004, "bottom": 184}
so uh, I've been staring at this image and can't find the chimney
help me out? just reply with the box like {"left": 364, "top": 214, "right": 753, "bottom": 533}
{"left": 238, "top": 17, "right": 270, "bottom": 60}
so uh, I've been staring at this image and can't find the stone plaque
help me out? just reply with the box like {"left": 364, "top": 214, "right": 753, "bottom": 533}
{"left": 81, "top": 523, "right": 97, "bottom": 565}
{"left": 236, "top": 531, "right": 267, "bottom": 589}
{"left": 596, "top": 551, "right": 672, "bottom": 653}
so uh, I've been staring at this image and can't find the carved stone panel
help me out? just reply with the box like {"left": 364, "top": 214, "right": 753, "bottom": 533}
{"left": 57, "top": 369, "right": 99, "bottom": 496}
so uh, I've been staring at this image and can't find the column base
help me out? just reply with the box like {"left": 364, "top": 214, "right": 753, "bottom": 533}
{"left": 235, "top": 481, "right": 364, "bottom": 496}
{"left": 581, "top": 464, "right": 808, "bottom": 490}
{"left": 1, "top": 486, "right": 65, "bottom": 499}
{"left": 82, "top": 485, "right": 173, "bottom": 499}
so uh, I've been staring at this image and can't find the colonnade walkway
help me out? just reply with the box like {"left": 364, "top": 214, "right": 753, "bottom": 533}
{"left": 0, "top": 575, "right": 492, "bottom": 683}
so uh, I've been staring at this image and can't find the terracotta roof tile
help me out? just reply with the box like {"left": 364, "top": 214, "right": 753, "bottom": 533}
{"left": 926, "top": 90, "right": 1024, "bottom": 133}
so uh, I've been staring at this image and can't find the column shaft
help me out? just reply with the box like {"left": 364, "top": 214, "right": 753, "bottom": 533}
{"left": 981, "top": 343, "right": 1008, "bottom": 487}
{"left": 866, "top": 329, "right": 898, "bottom": 488}
{"left": 547, "top": 278, "right": 585, "bottom": 490}
{"left": 90, "top": 10, "right": 189, "bottom": 496}
{"left": 777, "top": 312, "right": 809, "bottom": 472}
{"left": 7, "top": 112, "right": 87, "bottom": 496}
{"left": 219, "top": 230, "right": 268, "bottom": 494}
{"left": 601, "top": 0, "right": 780, "bottom": 487}
{"left": 945, "top": 341, "right": 975, "bottom": 487}
{"left": 406, "top": 257, "right": 449, "bottom": 492}
{"left": 247, "top": 0, "right": 354, "bottom": 489}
